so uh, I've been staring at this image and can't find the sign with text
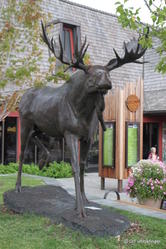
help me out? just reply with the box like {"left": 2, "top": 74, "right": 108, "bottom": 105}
{"left": 103, "top": 123, "right": 115, "bottom": 167}
{"left": 126, "top": 123, "right": 140, "bottom": 167}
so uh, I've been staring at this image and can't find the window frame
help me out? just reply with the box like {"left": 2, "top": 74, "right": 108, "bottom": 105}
{"left": 60, "top": 22, "right": 81, "bottom": 64}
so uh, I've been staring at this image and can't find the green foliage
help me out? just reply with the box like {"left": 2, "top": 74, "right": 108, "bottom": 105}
{"left": 116, "top": 0, "right": 166, "bottom": 74}
{"left": 0, "top": 0, "right": 50, "bottom": 88}
{"left": 46, "top": 69, "right": 70, "bottom": 83}
{"left": 0, "top": 161, "right": 72, "bottom": 178}
{"left": 126, "top": 160, "right": 166, "bottom": 200}
{"left": 83, "top": 53, "right": 91, "bottom": 65}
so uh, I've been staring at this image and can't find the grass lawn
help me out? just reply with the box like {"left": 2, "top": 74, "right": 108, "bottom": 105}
{"left": 0, "top": 175, "right": 166, "bottom": 249}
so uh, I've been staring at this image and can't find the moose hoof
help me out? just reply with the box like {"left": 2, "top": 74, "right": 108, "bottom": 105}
{"left": 39, "top": 159, "right": 46, "bottom": 170}
{"left": 15, "top": 184, "right": 22, "bottom": 193}
{"left": 76, "top": 207, "right": 87, "bottom": 218}
{"left": 81, "top": 193, "right": 89, "bottom": 205}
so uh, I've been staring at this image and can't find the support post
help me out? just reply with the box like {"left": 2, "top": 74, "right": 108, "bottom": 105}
{"left": 118, "top": 179, "right": 123, "bottom": 193}
{"left": 101, "top": 177, "right": 105, "bottom": 190}
{"left": 35, "top": 145, "right": 38, "bottom": 165}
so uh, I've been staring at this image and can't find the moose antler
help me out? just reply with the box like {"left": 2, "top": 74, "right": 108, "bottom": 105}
{"left": 41, "top": 21, "right": 89, "bottom": 72}
{"left": 106, "top": 30, "right": 149, "bottom": 71}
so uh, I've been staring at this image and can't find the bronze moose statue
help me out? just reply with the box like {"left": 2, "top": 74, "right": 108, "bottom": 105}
{"left": 16, "top": 21, "right": 147, "bottom": 217}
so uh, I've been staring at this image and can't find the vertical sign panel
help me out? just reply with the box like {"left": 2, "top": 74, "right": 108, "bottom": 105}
{"left": 103, "top": 123, "right": 115, "bottom": 167}
{"left": 126, "top": 123, "right": 140, "bottom": 167}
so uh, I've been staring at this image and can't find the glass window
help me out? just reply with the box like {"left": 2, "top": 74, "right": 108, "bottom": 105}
{"left": 88, "top": 128, "right": 99, "bottom": 166}
{"left": 63, "top": 28, "right": 72, "bottom": 61}
{"left": 62, "top": 24, "right": 77, "bottom": 63}
{"left": 4, "top": 117, "right": 17, "bottom": 164}
{"left": 143, "top": 123, "right": 159, "bottom": 159}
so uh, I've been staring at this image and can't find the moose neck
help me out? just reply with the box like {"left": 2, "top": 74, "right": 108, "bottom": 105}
{"left": 67, "top": 71, "right": 97, "bottom": 121}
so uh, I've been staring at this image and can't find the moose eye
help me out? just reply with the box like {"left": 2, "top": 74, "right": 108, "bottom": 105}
{"left": 98, "top": 72, "right": 102, "bottom": 76}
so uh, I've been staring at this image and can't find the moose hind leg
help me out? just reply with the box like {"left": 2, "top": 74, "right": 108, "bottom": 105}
{"left": 16, "top": 120, "right": 32, "bottom": 192}
{"left": 80, "top": 139, "right": 91, "bottom": 204}
{"left": 65, "top": 132, "right": 86, "bottom": 218}
{"left": 32, "top": 135, "right": 50, "bottom": 169}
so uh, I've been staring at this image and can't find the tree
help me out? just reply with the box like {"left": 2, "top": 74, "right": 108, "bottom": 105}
{"left": 0, "top": 0, "right": 69, "bottom": 90}
{"left": 0, "top": 0, "right": 71, "bottom": 114}
{"left": 116, "top": 0, "right": 166, "bottom": 73}
{"left": 0, "top": 0, "right": 46, "bottom": 88}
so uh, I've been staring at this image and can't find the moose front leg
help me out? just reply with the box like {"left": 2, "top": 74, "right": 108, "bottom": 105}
{"left": 65, "top": 132, "right": 86, "bottom": 218}
{"left": 80, "top": 139, "right": 91, "bottom": 204}
{"left": 16, "top": 121, "right": 32, "bottom": 192}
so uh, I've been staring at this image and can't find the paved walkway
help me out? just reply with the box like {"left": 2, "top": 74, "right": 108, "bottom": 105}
{"left": 20, "top": 172, "right": 166, "bottom": 220}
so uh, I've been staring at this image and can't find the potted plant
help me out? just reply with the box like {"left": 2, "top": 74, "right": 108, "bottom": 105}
{"left": 126, "top": 160, "right": 166, "bottom": 208}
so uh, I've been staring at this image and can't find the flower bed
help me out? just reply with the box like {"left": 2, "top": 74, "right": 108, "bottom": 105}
{"left": 126, "top": 160, "right": 166, "bottom": 202}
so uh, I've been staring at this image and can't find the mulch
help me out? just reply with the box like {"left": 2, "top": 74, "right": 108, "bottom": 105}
{"left": 3, "top": 185, "right": 130, "bottom": 237}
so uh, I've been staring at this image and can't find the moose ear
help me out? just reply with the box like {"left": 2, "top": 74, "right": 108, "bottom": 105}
{"left": 106, "top": 32, "right": 148, "bottom": 71}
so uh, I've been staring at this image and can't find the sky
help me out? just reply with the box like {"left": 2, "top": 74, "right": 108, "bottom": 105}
{"left": 69, "top": 0, "right": 159, "bottom": 24}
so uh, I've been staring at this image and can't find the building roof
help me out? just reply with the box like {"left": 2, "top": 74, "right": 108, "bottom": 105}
{"left": 60, "top": 0, "right": 117, "bottom": 17}
{"left": 144, "top": 89, "right": 166, "bottom": 114}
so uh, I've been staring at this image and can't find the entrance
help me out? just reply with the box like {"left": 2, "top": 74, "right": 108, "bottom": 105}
{"left": 4, "top": 117, "right": 17, "bottom": 164}
{"left": 143, "top": 123, "right": 159, "bottom": 159}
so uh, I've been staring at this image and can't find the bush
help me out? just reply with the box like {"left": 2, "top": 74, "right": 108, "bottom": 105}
{"left": 0, "top": 161, "right": 72, "bottom": 178}
{"left": 126, "top": 159, "right": 166, "bottom": 201}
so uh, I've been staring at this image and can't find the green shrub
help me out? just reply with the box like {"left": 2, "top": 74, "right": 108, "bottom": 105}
{"left": 0, "top": 161, "right": 72, "bottom": 178}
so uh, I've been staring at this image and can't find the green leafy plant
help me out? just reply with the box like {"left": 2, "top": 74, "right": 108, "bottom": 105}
{"left": 0, "top": 0, "right": 69, "bottom": 94}
{"left": 0, "top": 161, "right": 72, "bottom": 178}
{"left": 116, "top": 0, "right": 166, "bottom": 74}
{"left": 0, "top": 0, "right": 45, "bottom": 88}
{"left": 126, "top": 160, "right": 166, "bottom": 201}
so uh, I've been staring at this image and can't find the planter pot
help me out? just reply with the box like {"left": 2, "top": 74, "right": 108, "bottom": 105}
{"left": 138, "top": 198, "right": 162, "bottom": 209}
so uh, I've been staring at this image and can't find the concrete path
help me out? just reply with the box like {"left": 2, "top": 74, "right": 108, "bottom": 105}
{"left": 20, "top": 172, "right": 166, "bottom": 220}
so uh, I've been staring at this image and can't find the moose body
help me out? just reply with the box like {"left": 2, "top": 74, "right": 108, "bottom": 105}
{"left": 16, "top": 21, "right": 148, "bottom": 217}
{"left": 16, "top": 68, "right": 111, "bottom": 217}
{"left": 19, "top": 69, "right": 109, "bottom": 139}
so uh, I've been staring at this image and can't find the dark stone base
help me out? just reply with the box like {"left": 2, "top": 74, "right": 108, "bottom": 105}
{"left": 3, "top": 185, "right": 130, "bottom": 237}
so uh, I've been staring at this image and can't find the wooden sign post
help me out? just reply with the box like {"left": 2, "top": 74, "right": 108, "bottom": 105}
{"left": 99, "top": 79, "right": 143, "bottom": 192}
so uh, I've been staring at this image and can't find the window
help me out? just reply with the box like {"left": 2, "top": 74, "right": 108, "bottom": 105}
{"left": 0, "top": 117, "right": 17, "bottom": 164}
{"left": 61, "top": 23, "right": 80, "bottom": 63}
{"left": 143, "top": 123, "right": 159, "bottom": 159}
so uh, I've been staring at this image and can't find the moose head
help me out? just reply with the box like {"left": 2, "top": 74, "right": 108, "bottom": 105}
{"left": 41, "top": 21, "right": 147, "bottom": 96}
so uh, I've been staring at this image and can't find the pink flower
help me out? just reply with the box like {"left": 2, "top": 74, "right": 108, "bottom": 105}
{"left": 160, "top": 186, "right": 163, "bottom": 190}
{"left": 128, "top": 177, "right": 135, "bottom": 187}
{"left": 151, "top": 186, "right": 154, "bottom": 190}
{"left": 164, "top": 192, "right": 166, "bottom": 195}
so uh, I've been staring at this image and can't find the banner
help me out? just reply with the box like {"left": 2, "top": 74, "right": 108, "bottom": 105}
{"left": 127, "top": 124, "right": 138, "bottom": 166}
{"left": 103, "top": 123, "right": 114, "bottom": 167}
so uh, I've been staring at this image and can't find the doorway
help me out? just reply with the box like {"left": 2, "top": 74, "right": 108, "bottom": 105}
{"left": 143, "top": 123, "right": 159, "bottom": 159}
{"left": 4, "top": 117, "right": 17, "bottom": 164}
